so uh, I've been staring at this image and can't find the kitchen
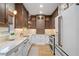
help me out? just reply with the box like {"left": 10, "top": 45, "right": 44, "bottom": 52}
{"left": 0, "top": 3, "right": 57, "bottom": 56}
{"left": 0, "top": 3, "right": 79, "bottom": 56}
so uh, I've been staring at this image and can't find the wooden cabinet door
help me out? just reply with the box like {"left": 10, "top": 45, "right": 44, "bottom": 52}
{"left": 15, "top": 3, "right": 28, "bottom": 28}
{"left": 0, "top": 3, "right": 6, "bottom": 26}
{"left": 45, "top": 16, "right": 52, "bottom": 29}
{"left": 28, "top": 16, "right": 36, "bottom": 29}
{"left": 15, "top": 4, "right": 23, "bottom": 28}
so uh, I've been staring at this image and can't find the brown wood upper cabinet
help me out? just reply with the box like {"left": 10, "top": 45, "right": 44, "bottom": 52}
{"left": 0, "top": 3, "right": 7, "bottom": 27}
{"left": 15, "top": 3, "right": 28, "bottom": 28}
{"left": 28, "top": 15, "right": 52, "bottom": 29}
{"left": 51, "top": 7, "right": 58, "bottom": 29}
{"left": 45, "top": 16, "right": 52, "bottom": 29}
{"left": 28, "top": 16, "right": 36, "bottom": 29}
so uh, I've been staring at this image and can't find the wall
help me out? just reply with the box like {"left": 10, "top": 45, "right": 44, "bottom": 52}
{"left": 61, "top": 5, "right": 78, "bottom": 56}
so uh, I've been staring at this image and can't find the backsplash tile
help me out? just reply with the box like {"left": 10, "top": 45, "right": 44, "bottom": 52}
{"left": 45, "top": 29, "right": 56, "bottom": 35}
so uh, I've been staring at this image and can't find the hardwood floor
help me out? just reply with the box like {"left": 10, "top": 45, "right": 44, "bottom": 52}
{"left": 28, "top": 44, "right": 54, "bottom": 56}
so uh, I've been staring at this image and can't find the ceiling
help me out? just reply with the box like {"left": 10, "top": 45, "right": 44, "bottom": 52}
{"left": 23, "top": 3, "right": 59, "bottom": 15}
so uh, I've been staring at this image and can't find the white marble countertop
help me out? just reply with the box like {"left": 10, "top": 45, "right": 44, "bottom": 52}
{"left": 0, "top": 36, "right": 29, "bottom": 56}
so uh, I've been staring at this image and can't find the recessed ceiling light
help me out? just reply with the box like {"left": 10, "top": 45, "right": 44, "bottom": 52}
{"left": 40, "top": 5, "right": 43, "bottom": 8}
{"left": 40, "top": 11, "right": 43, "bottom": 14}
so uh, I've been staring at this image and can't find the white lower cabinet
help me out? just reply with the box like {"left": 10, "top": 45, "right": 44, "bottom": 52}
{"left": 18, "top": 43, "right": 24, "bottom": 56}
{"left": 22, "top": 39, "right": 32, "bottom": 56}
{"left": 10, "top": 48, "right": 20, "bottom": 56}
{"left": 9, "top": 39, "right": 32, "bottom": 56}
{"left": 10, "top": 52, "right": 17, "bottom": 56}
{"left": 21, "top": 39, "right": 31, "bottom": 56}
{"left": 23, "top": 45, "right": 28, "bottom": 56}
{"left": 22, "top": 41, "right": 28, "bottom": 56}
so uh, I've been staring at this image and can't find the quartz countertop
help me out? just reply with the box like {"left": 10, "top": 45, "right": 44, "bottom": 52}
{"left": 0, "top": 36, "right": 29, "bottom": 56}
